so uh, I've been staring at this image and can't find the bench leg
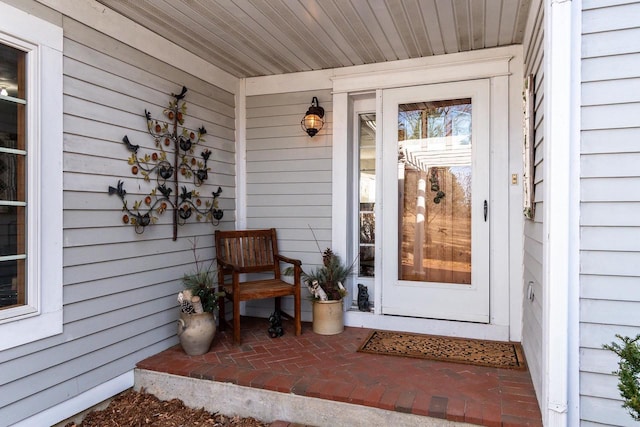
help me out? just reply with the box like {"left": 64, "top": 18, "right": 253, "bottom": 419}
{"left": 233, "top": 297, "right": 241, "bottom": 343}
{"left": 217, "top": 294, "right": 226, "bottom": 331}
{"left": 294, "top": 289, "right": 301, "bottom": 336}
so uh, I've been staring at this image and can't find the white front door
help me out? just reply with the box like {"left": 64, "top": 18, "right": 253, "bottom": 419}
{"left": 381, "top": 79, "right": 490, "bottom": 323}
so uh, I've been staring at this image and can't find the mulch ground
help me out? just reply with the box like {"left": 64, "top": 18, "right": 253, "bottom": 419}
{"left": 65, "top": 388, "right": 268, "bottom": 427}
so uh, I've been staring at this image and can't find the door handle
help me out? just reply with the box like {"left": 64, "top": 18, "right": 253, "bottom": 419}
{"left": 484, "top": 200, "right": 488, "bottom": 222}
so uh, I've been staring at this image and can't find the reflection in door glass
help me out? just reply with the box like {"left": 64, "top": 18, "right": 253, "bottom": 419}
{"left": 358, "top": 113, "right": 376, "bottom": 277}
{"left": 397, "top": 99, "right": 472, "bottom": 285}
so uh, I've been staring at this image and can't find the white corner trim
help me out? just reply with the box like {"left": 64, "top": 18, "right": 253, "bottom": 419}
{"left": 35, "top": 0, "right": 238, "bottom": 93}
{"left": 12, "top": 371, "right": 134, "bottom": 427}
{"left": 542, "top": 0, "right": 578, "bottom": 425}
{"left": 236, "top": 79, "right": 247, "bottom": 230}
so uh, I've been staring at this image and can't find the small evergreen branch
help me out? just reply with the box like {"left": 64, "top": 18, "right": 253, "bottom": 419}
{"left": 603, "top": 334, "right": 640, "bottom": 420}
{"left": 181, "top": 237, "right": 223, "bottom": 313}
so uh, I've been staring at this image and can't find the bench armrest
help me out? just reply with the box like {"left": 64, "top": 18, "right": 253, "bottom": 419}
{"left": 216, "top": 257, "right": 240, "bottom": 272}
{"left": 276, "top": 254, "right": 302, "bottom": 267}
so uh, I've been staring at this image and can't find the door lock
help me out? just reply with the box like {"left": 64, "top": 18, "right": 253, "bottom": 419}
{"left": 484, "top": 200, "right": 488, "bottom": 222}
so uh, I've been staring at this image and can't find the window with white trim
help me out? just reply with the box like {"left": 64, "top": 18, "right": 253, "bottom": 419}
{"left": 0, "top": 2, "right": 63, "bottom": 350}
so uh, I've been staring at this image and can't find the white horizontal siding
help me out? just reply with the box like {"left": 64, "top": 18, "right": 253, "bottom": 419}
{"left": 581, "top": 298, "right": 640, "bottom": 326}
{"left": 582, "top": 27, "right": 640, "bottom": 58}
{"left": 581, "top": 395, "right": 639, "bottom": 427}
{"left": 581, "top": 128, "right": 640, "bottom": 154}
{"left": 244, "top": 89, "right": 333, "bottom": 321}
{"left": 0, "top": 4, "right": 237, "bottom": 425}
{"left": 582, "top": 78, "right": 640, "bottom": 106}
{"left": 580, "top": 322, "right": 640, "bottom": 349}
{"left": 582, "top": 177, "right": 640, "bottom": 201}
{"left": 582, "top": 53, "right": 640, "bottom": 82}
{"left": 583, "top": 2, "right": 640, "bottom": 33}
{"left": 581, "top": 347, "right": 619, "bottom": 375}
{"left": 582, "top": 103, "right": 640, "bottom": 130}
{"left": 581, "top": 275, "right": 640, "bottom": 301}
{"left": 580, "top": 7, "right": 640, "bottom": 424}
{"left": 582, "top": 251, "right": 640, "bottom": 276}
{"left": 582, "top": 226, "right": 640, "bottom": 250}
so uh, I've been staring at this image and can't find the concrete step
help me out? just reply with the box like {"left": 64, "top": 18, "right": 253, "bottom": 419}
{"left": 135, "top": 369, "right": 475, "bottom": 427}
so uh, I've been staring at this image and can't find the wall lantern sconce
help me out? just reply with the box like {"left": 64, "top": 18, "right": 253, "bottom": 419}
{"left": 301, "top": 96, "right": 324, "bottom": 137}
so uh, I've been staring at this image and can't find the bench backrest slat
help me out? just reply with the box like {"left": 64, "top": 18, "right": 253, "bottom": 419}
{"left": 215, "top": 228, "right": 280, "bottom": 275}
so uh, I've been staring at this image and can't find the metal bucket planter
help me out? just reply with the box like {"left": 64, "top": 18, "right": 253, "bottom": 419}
{"left": 312, "top": 299, "right": 344, "bottom": 335}
{"left": 177, "top": 311, "right": 216, "bottom": 355}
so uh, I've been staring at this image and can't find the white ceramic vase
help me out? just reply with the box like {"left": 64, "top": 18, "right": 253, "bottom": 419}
{"left": 177, "top": 311, "right": 216, "bottom": 355}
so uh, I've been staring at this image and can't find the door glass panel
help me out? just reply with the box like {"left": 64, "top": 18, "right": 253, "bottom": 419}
{"left": 358, "top": 113, "right": 376, "bottom": 277}
{"left": 397, "top": 98, "right": 472, "bottom": 285}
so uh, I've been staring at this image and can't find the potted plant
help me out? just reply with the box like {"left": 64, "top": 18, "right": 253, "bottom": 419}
{"left": 176, "top": 240, "right": 223, "bottom": 355}
{"left": 286, "top": 243, "right": 354, "bottom": 335}
{"left": 305, "top": 247, "right": 353, "bottom": 335}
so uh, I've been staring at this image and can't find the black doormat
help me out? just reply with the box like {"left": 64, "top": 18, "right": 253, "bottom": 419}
{"left": 358, "top": 330, "right": 526, "bottom": 369}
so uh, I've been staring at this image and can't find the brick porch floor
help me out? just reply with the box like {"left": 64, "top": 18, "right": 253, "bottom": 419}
{"left": 137, "top": 316, "right": 542, "bottom": 426}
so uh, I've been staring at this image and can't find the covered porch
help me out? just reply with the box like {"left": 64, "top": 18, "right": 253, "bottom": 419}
{"left": 137, "top": 317, "right": 541, "bottom": 426}
{"left": 2, "top": 0, "right": 586, "bottom": 425}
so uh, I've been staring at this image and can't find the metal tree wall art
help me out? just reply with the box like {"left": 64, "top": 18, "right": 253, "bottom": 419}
{"left": 108, "top": 86, "right": 223, "bottom": 240}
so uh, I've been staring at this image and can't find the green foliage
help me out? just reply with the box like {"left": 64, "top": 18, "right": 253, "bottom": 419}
{"left": 302, "top": 249, "right": 352, "bottom": 300}
{"left": 182, "top": 270, "right": 218, "bottom": 314}
{"left": 181, "top": 239, "right": 223, "bottom": 314}
{"left": 603, "top": 334, "right": 640, "bottom": 420}
{"left": 283, "top": 226, "right": 356, "bottom": 301}
{"left": 285, "top": 248, "right": 354, "bottom": 301}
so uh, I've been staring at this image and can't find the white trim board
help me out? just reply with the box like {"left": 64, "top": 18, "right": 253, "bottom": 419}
{"left": 35, "top": 0, "right": 238, "bottom": 93}
{"left": 345, "top": 311, "right": 510, "bottom": 341}
{"left": 245, "top": 45, "right": 520, "bottom": 96}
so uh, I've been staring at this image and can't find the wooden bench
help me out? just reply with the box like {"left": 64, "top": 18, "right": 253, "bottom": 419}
{"left": 215, "top": 228, "right": 302, "bottom": 343}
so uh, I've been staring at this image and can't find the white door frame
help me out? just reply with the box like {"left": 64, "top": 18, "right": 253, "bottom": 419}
{"left": 333, "top": 48, "right": 522, "bottom": 341}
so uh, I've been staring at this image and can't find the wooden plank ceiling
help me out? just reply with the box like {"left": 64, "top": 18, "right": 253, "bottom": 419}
{"left": 96, "top": 0, "right": 532, "bottom": 78}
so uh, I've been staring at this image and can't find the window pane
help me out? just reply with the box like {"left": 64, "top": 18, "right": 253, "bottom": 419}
{"left": 0, "top": 205, "right": 22, "bottom": 255}
{"left": 0, "top": 258, "right": 24, "bottom": 308}
{"left": 0, "top": 43, "right": 25, "bottom": 99}
{"left": 0, "top": 100, "right": 21, "bottom": 150}
{"left": 0, "top": 152, "right": 25, "bottom": 202}
{"left": 0, "top": 41, "right": 26, "bottom": 311}
{"left": 358, "top": 113, "right": 375, "bottom": 277}
{"left": 0, "top": 204, "right": 25, "bottom": 309}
